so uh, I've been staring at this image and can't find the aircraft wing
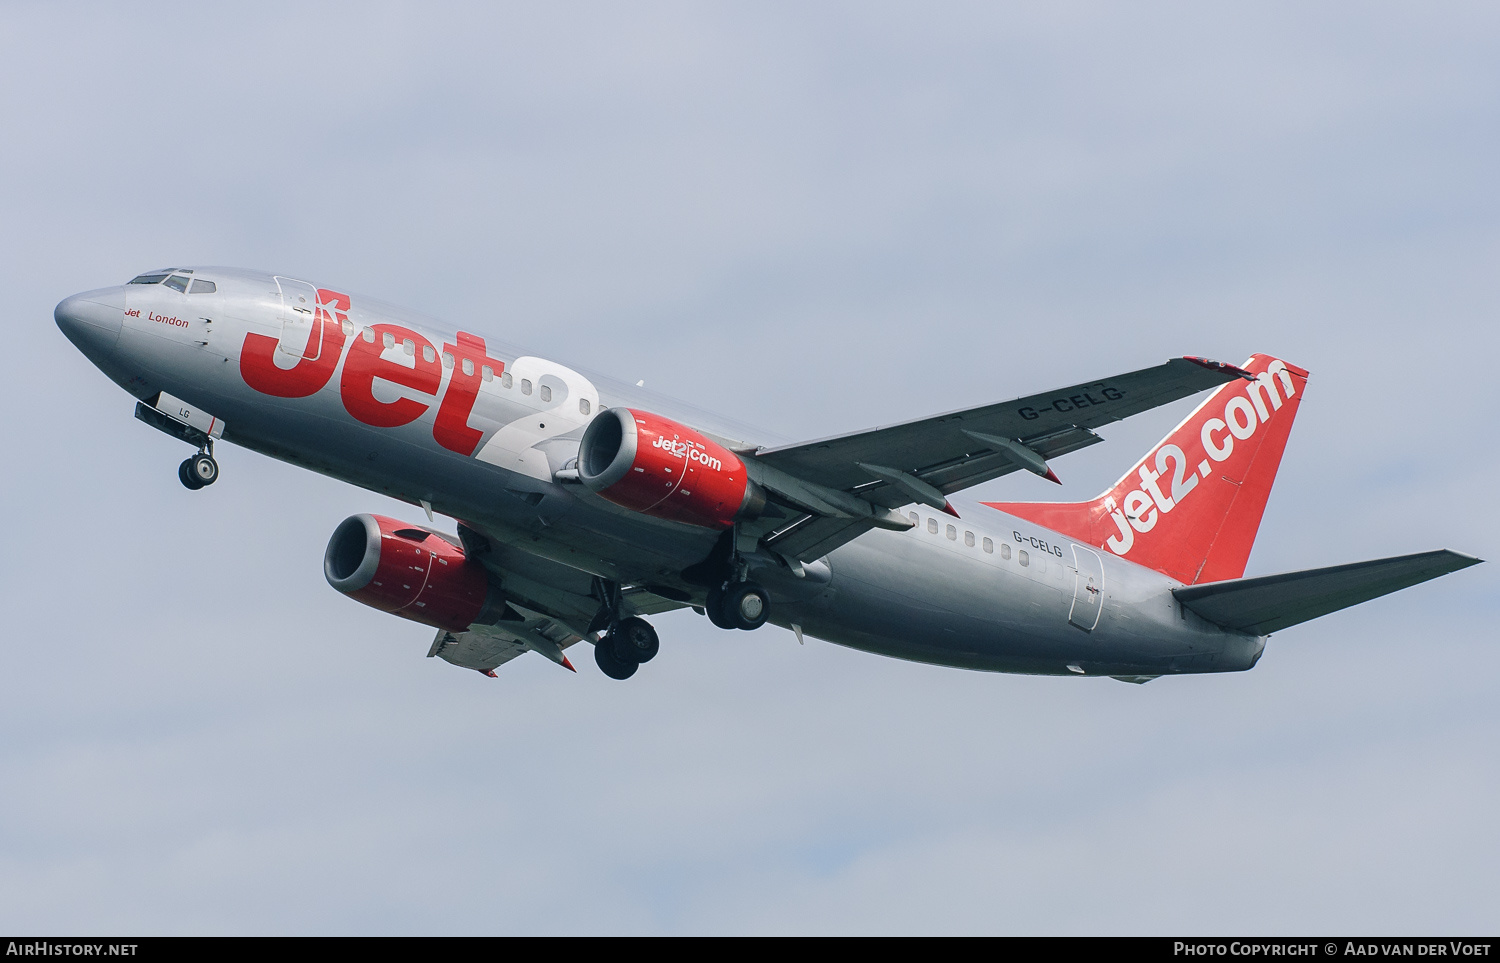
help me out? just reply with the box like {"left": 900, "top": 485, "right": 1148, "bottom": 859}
{"left": 1173, "top": 550, "right": 1482, "bottom": 635}
{"left": 430, "top": 526, "right": 686, "bottom": 675}
{"left": 752, "top": 357, "right": 1247, "bottom": 496}
{"left": 743, "top": 357, "right": 1248, "bottom": 562}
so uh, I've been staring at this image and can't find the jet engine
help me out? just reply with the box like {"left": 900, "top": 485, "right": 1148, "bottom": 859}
{"left": 577, "top": 408, "right": 765, "bottom": 529}
{"left": 323, "top": 513, "right": 504, "bottom": 631}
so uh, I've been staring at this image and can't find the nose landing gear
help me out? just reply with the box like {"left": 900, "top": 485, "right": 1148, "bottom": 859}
{"left": 178, "top": 448, "right": 220, "bottom": 490}
{"left": 133, "top": 399, "right": 223, "bottom": 492}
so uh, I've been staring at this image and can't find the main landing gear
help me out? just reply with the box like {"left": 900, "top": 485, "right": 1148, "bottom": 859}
{"left": 705, "top": 580, "right": 770, "bottom": 631}
{"left": 587, "top": 578, "right": 661, "bottom": 681}
{"left": 592, "top": 616, "right": 660, "bottom": 681}
{"left": 178, "top": 443, "right": 219, "bottom": 491}
{"left": 683, "top": 527, "right": 773, "bottom": 632}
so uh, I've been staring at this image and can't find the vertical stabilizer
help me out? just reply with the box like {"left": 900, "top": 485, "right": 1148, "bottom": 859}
{"left": 984, "top": 354, "right": 1309, "bottom": 584}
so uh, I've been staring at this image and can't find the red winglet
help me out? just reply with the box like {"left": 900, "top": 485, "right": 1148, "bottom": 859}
{"left": 1044, "top": 467, "right": 1061, "bottom": 485}
{"left": 942, "top": 500, "right": 961, "bottom": 518}
{"left": 561, "top": 655, "right": 577, "bottom": 673}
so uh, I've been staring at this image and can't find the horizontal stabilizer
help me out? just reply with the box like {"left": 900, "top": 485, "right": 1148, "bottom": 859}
{"left": 1173, "top": 550, "right": 1482, "bottom": 635}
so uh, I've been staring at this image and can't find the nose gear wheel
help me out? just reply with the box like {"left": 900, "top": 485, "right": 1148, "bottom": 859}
{"left": 178, "top": 452, "right": 219, "bottom": 489}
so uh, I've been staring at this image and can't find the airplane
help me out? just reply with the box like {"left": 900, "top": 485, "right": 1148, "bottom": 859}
{"left": 54, "top": 266, "right": 1482, "bottom": 683}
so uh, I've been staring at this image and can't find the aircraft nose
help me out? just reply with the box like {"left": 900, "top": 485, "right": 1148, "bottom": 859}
{"left": 55, "top": 287, "right": 125, "bottom": 359}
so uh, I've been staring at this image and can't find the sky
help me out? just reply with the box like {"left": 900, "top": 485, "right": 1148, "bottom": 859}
{"left": 1, "top": 1, "right": 1497, "bottom": 935}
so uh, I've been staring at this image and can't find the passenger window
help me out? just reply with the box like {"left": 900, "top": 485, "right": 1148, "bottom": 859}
{"left": 927, "top": 518, "right": 938, "bottom": 534}
{"left": 422, "top": 345, "right": 435, "bottom": 363}
{"left": 462, "top": 358, "right": 475, "bottom": 376}
{"left": 502, "top": 372, "right": 513, "bottom": 388}
{"left": 382, "top": 332, "right": 395, "bottom": 349}
{"left": 341, "top": 320, "right": 353, "bottom": 336}
{"left": 521, "top": 379, "right": 533, "bottom": 395}
{"left": 540, "top": 384, "right": 552, "bottom": 402}
{"left": 482, "top": 365, "right": 494, "bottom": 382}
{"left": 964, "top": 531, "right": 975, "bottom": 547}
{"left": 982, "top": 537, "right": 993, "bottom": 554}
{"left": 908, "top": 511, "right": 919, "bottom": 525}
{"left": 442, "top": 351, "right": 454, "bottom": 369}
{"left": 1019, "top": 550, "right": 1029, "bottom": 566}
{"left": 1001, "top": 543, "right": 1011, "bottom": 560}
{"left": 128, "top": 274, "right": 168, "bottom": 285}
{"left": 188, "top": 279, "right": 216, "bottom": 294}
{"left": 402, "top": 339, "right": 415, "bottom": 356}
{"left": 164, "top": 275, "right": 189, "bottom": 293}
{"left": 362, "top": 328, "right": 376, "bottom": 343}
{"left": 579, "top": 398, "right": 591, "bottom": 415}
{"left": 946, "top": 524, "right": 957, "bottom": 541}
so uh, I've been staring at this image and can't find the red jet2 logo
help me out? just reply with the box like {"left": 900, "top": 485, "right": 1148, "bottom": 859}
{"left": 239, "top": 289, "right": 505, "bottom": 457}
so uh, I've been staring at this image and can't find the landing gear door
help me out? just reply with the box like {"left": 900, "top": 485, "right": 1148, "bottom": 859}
{"left": 1069, "top": 545, "right": 1105, "bottom": 632}
{"left": 274, "top": 276, "right": 323, "bottom": 360}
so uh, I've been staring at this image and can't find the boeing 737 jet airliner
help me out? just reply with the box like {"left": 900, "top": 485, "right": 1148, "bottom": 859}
{"left": 55, "top": 267, "right": 1481, "bottom": 682}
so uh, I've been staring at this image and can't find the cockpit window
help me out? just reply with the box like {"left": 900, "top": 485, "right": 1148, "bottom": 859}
{"left": 163, "top": 275, "right": 190, "bottom": 293}
{"left": 188, "top": 279, "right": 216, "bottom": 294}
{"left": 128, "top": 274, "right": 169, "bottom": 285}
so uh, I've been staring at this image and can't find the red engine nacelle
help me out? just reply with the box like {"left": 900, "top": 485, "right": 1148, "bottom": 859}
{"left": 323, "top": 514, "right": 503, "bottom": 631}
{"left": 577, "top": 408, "right": 765, "bottom": 529}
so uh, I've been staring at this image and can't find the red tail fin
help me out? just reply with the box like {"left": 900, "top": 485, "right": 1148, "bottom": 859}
{"left": 983, "top": 354, "right": 1309, "bottom": 584}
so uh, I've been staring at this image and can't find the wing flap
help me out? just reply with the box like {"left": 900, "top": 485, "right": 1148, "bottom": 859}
{"left": 1173, "top": 550, "right": 1482, "bottom": 635}
{"left": 428, "top": 626, "right": 532, "bottom": 674}
{"left": 914, "top": 424, "right": 1103, "bottom": 498}
{"left": 766, "top": 515, "right": 881, "bottom": 562}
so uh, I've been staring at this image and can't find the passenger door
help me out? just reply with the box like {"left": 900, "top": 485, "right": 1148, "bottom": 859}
{"left": 1068, "top": 545, "right": 1105, "bottom": 631}
{"left": 274, "top": 276, "right": 325, "bottom": 361}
